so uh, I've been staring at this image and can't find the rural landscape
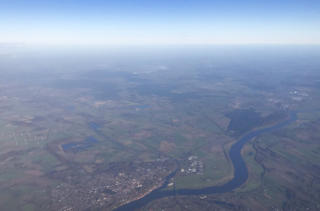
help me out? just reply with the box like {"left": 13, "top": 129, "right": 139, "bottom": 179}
{"left": 0, "top": 46, "right": 319, "bottom": 210}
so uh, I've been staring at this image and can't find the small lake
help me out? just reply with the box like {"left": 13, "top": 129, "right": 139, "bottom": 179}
{"left": 62, "top": 136, "right": 98, "bottom": 152}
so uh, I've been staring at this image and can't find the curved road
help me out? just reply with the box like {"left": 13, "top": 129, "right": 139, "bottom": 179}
{"left": 115, "top": 112, "right": 297, "bottom": 211}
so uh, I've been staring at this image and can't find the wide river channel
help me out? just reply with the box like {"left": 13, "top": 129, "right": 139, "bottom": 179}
{"left": 114, "top": 112, "right": 297, "bottom": 211}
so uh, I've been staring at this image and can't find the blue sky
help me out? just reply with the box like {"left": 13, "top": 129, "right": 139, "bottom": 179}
{"left": 1, "top": 0, "right": 320, "bottom": 45}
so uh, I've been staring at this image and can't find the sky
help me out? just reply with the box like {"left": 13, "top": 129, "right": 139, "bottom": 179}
{"left": 1, "top": 0, "right": 320, "bottom": 46}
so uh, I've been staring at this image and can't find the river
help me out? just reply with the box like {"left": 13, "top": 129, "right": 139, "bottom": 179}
{"left": 114, "top": 112, "right": 297, "bottom": 211}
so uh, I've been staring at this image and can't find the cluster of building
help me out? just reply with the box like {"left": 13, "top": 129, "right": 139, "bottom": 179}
{"left": 49, "top": 159, "right": 176, "bottom": 210}
{"left": 180, "top": 155, "right": 204, "bottom": 175}
{"left": 289, "top": 89, "right": 309, "bottom": 102}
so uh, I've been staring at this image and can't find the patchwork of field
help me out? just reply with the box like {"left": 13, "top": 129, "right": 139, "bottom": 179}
{"left": 0, "top": 47, "right": 319, "bottom": 210}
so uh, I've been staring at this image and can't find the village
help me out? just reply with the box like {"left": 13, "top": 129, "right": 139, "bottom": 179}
{"left": 49, "top": 159, "right": 177, "bottom": 211}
